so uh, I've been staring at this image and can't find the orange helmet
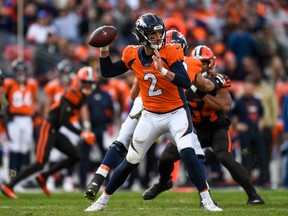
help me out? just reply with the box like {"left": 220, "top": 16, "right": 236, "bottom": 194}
{"left": 77, "top": 66, "right": 97, "bottom": 95}
{"left": 190, "top": 45, "right": 216, "bottom": 77}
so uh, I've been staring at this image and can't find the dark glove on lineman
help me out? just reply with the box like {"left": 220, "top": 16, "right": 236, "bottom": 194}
{"left": 186, "top": 85, "right": 207, "bottom": 100}
{"left": 209, "top": 73, "right": 226, "bottom": 90}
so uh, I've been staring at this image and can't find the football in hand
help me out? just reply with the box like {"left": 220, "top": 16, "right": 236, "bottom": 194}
{"left": 88, "top": 25, "right": 117, "bottom": 48}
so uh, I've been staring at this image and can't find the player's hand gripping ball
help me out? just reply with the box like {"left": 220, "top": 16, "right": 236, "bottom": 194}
{"left": 88, "top": 25, "right": 117, "bottom": 47}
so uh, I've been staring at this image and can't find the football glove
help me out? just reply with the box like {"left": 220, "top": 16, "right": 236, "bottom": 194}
{"left": 189, "top": 84, "right": 207, "bottom": 99}
{"left": 209, "top": 74, "right": 226, "bottom": 90}
{"left": 81, "top": 131, "right": 96, "bottom": 145}
{"left": 107, "top": 124, "right": 114, "bottom": 137}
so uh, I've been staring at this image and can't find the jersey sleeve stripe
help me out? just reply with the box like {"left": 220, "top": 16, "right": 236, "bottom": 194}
{"left": 35, "top": 121, "right": 51, "bottom": 164}
{"left": 65, "top": 91, "right": 82, "bottom": 105}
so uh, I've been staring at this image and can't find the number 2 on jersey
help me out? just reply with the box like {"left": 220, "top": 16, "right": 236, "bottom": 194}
{"left": 144, "top": 73, "right": 162, "bottom": 97}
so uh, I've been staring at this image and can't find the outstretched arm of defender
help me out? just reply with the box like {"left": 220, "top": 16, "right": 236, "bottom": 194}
{"left": 202, "top": 87, "right": 232, "bottom": 113}
{"left": 194, "top": 73, "right": 226, "bottom": 92}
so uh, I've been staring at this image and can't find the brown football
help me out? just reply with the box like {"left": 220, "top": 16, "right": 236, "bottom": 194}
{"left": 88, "top": 25, "right": 117, "bottom": 47}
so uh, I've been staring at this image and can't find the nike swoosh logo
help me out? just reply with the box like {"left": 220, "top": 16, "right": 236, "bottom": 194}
{"left": 92, "top": 182, "right": 98, "bottom": 186}
{"left": 176, "top": 47, "right": 180, "bottom": 50}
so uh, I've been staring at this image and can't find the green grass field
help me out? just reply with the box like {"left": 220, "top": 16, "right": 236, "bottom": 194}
{"left": 0, "top": 189, "right": 287, "bottom": 216}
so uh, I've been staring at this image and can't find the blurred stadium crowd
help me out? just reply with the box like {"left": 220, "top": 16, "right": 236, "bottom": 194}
{"left": 1, "top": 0, "right": 288, "bottom": 193}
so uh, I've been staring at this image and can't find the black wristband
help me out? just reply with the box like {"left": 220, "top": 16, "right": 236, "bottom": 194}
{"left": 189, "top": 85, "right": 207, "bottom": 99}
{"left": 195, "top": 89, "right": 207, "bottom": 98}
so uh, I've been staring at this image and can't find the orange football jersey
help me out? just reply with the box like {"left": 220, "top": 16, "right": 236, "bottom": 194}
{"left": 117, "top": 79, "right": 131, "bottom": 113}
{"left": 44, "top": 78, "right": 79, "bottom": 123}
{"left": 100, "top": 79, "right": 121, "bottom": 102}
{"left": 184, "top": 56, "right": 203, "bottom": 83}
{"left": 4, "top": 78, "right": 39, "bottom": 116}
{"left": 101, "top": 78, "right": 130, "bottom": 113}
{"left": 44, "top": 79, "right": 65, "bottom": 103}
{"left": 122, "top": 44, "right": 185, "bottom": 113}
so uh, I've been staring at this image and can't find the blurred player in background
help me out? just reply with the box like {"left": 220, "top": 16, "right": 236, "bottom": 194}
{"left": 3, "top": 59, "right": 40, "bottom": 177}
{"left": 78, "top": 73, "right": 114, "bottom": 189}
{"left": 84, "top": 77, "right": 141, "bottom": 200}
{"left": 43, "top": 59, "right": 90, "bottom": 192}
{"left": 0, "top": 66, "right": 97, "bottom": 199}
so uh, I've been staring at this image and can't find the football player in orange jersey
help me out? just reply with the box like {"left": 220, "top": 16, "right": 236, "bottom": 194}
{"left": 0, "top": 66, "right": 97, "bottom": 199}
{"left": 43, "top": 59, "right": 75, "bottom": 118}
{"left": 84, "top": 31, "right": 216, "bottom": 202}
{"left": 85, "top": 13, "right": 224, "bottom": 212}
{"left": 143, "top": 44, "right": 265, "bottom": 205}
{"left": 3, "top": 59, "right": 41, "bottom": 177}
{"left": 43, "top": 60, "right": 91, "bottom": 192}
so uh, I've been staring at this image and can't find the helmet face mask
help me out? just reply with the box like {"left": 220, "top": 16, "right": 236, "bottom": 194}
{"left": 16, "top": 73, "right": 26, "bottom": 83}
{"left": 190, "top": 45, "right": 216, "bottom": 77}
{"left": 11, "top": 59, "right": 28, "bottom": 84}
{"left": 59, "top": 73, "right": 72, "bottom": 86}
{"left": 76, "top": 66, "right": 97, "bottom": 96}
{"left": 80, "top": 81, "right": 96, "bottom": 95}
{"left": 135, "top": 13, "right": 166, "bottom": 50}
{"left": 199, "top": 60, "right": 210, "bottom": 78}
{"left": 57, "top": 59, "right": 74, "bottom": 86}
{"left": 166, "top": 30, "right": 188, "bottom": 55}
